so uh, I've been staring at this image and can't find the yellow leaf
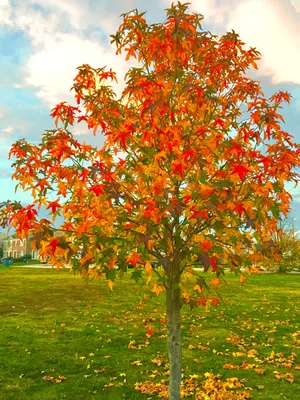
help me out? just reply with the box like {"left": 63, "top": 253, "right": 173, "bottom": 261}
{"left": 193, "top": 284, "right": 203, "bottom": 294}
{"left": 131, "top": 360, "right": 143, "bottom": 366}
{"left": 152, "top": 283, "right": 165, "bottom": 296}
{"left": 145, "top": 260, "right": 152, "bottom": 275}
{"left": 108, "top": 280, "right": 115, "bottom": 290}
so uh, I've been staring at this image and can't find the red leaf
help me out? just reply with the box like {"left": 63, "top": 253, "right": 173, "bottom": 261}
{"left": 210, "top": 256, "right": 218, "bottom": 271}
{"left": 234, "top": 203, "right": 246, "bottom": 218}
{"left": 230, "top": 164, "right": 251, "bottom": 181}
{"left": 47, "top": 238, "right": 60, "bottom": 255}
{"left": 89, "top": 185, "right": 105, "bottom": 196}
{"left": 46, "top": 200, "right": 61, "bottom": 214}
{"left": 172, "top": 161, "right": 185, "bottom": 178}
{"left": 200, "top": 240, "right": 213, "bottom": 253}
{"left": 200, "top": 209, "right": 209, "bottom": 220}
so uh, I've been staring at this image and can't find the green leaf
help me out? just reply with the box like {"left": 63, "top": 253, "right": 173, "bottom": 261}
{"left": 200, "top": 171, "right": 207, "bottom": 183}
{"left": 273, "top": 181, "right": 281, "bottom": 193}
{"left": 106, "top": 269, "right": 116, "bottom": 282}
{"left": 270, "top": 205, "right": 280, "bottom": 218}
{"left": 230, "top": 236, "right": 238, "bottom": 244}
{"left": 196, "top": 276, "right": 207, "bottom": 289}
{"left": 131, "top": 269, "right": 143, "bottom": 282}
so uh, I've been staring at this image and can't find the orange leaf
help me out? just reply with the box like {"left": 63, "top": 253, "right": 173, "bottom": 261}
{"left": 240, "top": 275, "right": 247, "bottom": 286}
{"left": 210, "top": 278, "right": 220, "bottom": 288}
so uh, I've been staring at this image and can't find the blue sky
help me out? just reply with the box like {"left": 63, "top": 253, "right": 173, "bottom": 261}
{"left": 0, "top": 0, "right": 300, "bottom": 230}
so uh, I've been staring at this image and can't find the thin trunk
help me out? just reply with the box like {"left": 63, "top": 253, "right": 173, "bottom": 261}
{"left": 166, "top": 284, "right": 182, "bottom": 400}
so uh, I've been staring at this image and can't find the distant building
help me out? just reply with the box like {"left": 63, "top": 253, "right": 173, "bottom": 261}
{"left": 2, "top": 231, "right": 66, "bottom": 260}
{"left": 2, "top": 234, "right": 29, "bottom": 258}
{"left": 2, "top": 234, "right": 42, "bottom": 260}
{"left": 0, "top": 232, "right": 8, "bottom": 257}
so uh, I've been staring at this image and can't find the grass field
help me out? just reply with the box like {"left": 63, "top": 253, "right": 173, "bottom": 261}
{"left": 1, "top": 260, "right": 43, "bottom": 266}
{"left": 0, "top": 267, "right": 299, "bottom": 399}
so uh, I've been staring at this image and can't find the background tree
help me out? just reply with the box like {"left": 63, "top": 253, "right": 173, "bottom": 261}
{"left": 1, "top": 2, "right": 300, "bottom": 399}
{"left": 260, "top": 218, "right": 300, "bottom": 273}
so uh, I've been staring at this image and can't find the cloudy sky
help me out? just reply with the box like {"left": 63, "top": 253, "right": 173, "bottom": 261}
{"left": 0, "top": 0, "right": 299, "bottom": 229}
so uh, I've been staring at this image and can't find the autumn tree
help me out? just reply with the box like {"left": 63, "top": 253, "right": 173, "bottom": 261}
{"left": 1, "top": 3, "right": 300, "bottom": 399}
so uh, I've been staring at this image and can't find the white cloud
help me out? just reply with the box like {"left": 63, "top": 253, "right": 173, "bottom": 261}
{"left": 0, "top": 0, "right": 11, "bottom": 26}
{"left": 0, "top": 1, "right": 135, "bottom": 108}
{"left": 291, "top": 0, "right": 300, "bottom": 12}
{"left": 72, "top": 123, "right": 91, "bottom": 137}
{"left": 2, "top": 126, "right": 13, "bottom": 133}
{"left": 183, "top": 0, "right": 300, "bottom": 85}
{"left": 23, "top": 33, "right": 131, "bottom": 108}
{"left": 190, "top": 0, "right": 230, "bottom": 25}
{"left": 227, "top": 0, "right": 300, "bottom": 85}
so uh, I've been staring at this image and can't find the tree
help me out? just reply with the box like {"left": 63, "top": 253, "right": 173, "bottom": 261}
{"left": 260, "top": 219, "right": 300, "bottom": 273}
{"left": 1, "top": 2, "right": 300, "bottom": 399}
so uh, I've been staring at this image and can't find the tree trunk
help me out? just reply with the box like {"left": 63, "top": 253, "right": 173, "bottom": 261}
{"left": 166, "top": 284, "right": 182, "bottom": 400}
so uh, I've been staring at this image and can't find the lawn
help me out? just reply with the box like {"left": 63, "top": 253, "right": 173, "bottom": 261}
{"left": 0, "top": 267, "right": 299, "bottom": 399}
{"left": 1, "top": 259, "right": 43, "bottom": 266}
{"left": 12, "top": 260, "right": 44, "bottom": 266}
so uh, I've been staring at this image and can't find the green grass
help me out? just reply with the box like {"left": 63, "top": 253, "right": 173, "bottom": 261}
{"left": 11, "top": 259, "right": 44, "bottom": 266}
{"left": 0, "top": 267, "right": 299, "bottom": 399}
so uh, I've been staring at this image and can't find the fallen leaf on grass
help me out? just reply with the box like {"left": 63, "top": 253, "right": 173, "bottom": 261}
{"left": 42, "top": 376, "right": 54, "bottom": 382}
{"left": 152, "top": 359, "right": 162, "bottom": 366}
{"left": 273, "top": 371, "right": 294, "bottom": 383}
{"left": 135, "top": 373, "right": 252, "bottom": 399}
{"left": 55, "top": 376, "right": 67, "bottom": 383}
{"left": 131, "top": 360, "right": 143, "bottom": 366}
{"left": 42, "top": 375, "right": 67, "bottom": 384}
{"left": 103, "top": 382, "right": 114, "bottom": 389}
{"left": 94, "top": 368, "right": 106, "bottom": 373}
{"left": 254, "top": 368, "right": 265, "bottom": 375}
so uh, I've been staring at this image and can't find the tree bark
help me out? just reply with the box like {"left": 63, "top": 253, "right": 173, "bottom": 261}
{"left": 166, "top": 283, "right": 182, "bottom": 400}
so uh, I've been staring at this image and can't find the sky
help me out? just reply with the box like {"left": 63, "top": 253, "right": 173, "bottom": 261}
{"left": 0, "top": 0, "right": 299, "bottom": 230}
